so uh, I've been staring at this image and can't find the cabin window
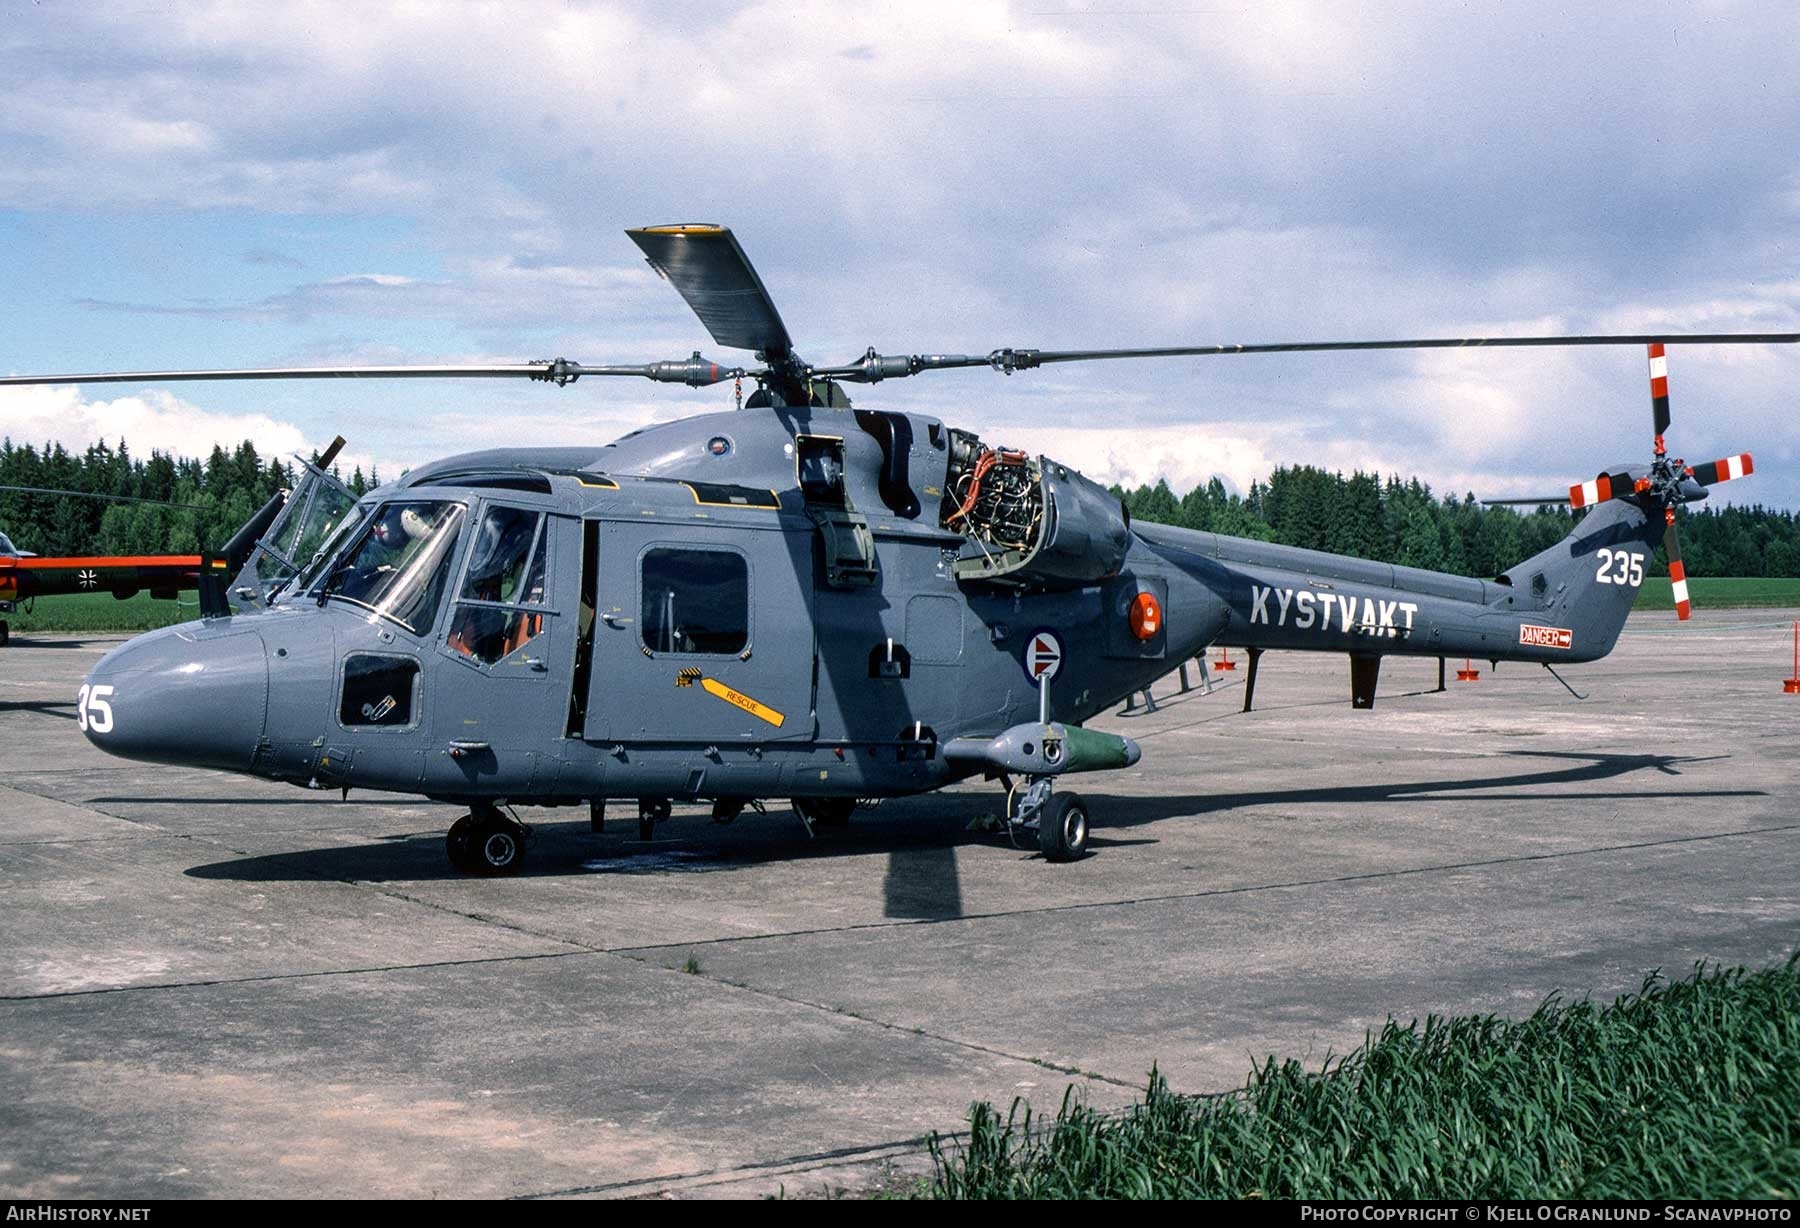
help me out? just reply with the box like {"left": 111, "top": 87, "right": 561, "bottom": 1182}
{"left": 340, "top": 653, "right": 420, "bottom": 727}
{"left": 639, "top": 547, "right": 748, "bottom": 655}
{"left": 446, "top": 506, "right": 550, "bottom": 665}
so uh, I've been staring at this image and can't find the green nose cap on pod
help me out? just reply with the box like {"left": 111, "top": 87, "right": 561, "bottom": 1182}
{"left": 1055, "top": 724, "right": 1140, "bottom": 773}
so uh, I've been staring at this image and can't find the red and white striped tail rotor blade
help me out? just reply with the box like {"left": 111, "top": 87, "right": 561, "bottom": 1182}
{"left": 1689, "top": 452, "right": 1754, "bottom": 487}
{"left": 1664, "top": 521, "right": 1691, "bottom": 621}
{"left": 1569, "top": 474, "right": 1613, "bottom": 508}
{"left": 1568, "top": 468, "right": 1634, "bottom": 509}
{"left": 1647, "top": 342, "right": 1672, "bottom": 446}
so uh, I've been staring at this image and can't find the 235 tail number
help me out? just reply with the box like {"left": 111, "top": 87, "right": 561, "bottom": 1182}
{"left": 1595, "top": 548, "right": 1644, "bottom": 587}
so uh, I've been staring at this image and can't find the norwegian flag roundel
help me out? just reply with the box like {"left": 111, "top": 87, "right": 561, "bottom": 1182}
{"left": 1024, "top": 631, "right": 1063, "bottom": 682}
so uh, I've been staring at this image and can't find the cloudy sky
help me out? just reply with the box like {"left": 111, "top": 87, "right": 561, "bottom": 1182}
{"left": 3, "top": 1, "right": 1798, "bottom": 505}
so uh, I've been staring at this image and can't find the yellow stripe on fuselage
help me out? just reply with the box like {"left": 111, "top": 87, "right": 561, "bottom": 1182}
{"left": 699, "top": 677, "right": 785, "bottom": 728}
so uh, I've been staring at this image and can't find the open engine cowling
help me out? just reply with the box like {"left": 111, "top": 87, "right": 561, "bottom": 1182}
{"left": 940, "top": 430, "right": 1131, "bottom": 587}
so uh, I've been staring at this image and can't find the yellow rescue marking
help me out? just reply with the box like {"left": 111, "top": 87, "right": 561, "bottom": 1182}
{"left": 673, "top": 667, "right": 784, "bottom": 727}
{"left": 701, "top": 678, "right": 785, "bottom": 728}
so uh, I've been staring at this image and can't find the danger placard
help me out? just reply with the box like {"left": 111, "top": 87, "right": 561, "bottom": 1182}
{"left": 1025, "top": 632, "right": 1063, "bottom": 681}
{"left": 1518, "top": 624, "right": 1573, "bottom": 650}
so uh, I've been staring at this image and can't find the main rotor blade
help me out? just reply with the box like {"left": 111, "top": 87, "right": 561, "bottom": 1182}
{"left": 628, "top": 224, "right": 794, "bottom": 360}
{"left": 813, "top": 332, "right": 1800, "bottom": 385}
{"left": 0, "top": 485, "right": 205, "bottom": 509}
{"left": 0, "top": 357, "right": 749, "bottom": 389}
{"left": 1005, "top": 332, "right": 1800, "bottom": 368}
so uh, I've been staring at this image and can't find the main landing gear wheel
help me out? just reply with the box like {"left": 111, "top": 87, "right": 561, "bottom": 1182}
{"left": 447, "top": 808, "right": 528, "bottom": 876}
{"left": 1037, "top": 791, "right": 1090, "bottom": 862}
{"left": 0, "top": 620, "right": 9, "bottom": 646}
{"left": 445, "top": 815, "right": 478, "bottom": 872}
{"left": 792, "top": 797, "right": 855, "bottom": 828}
{"left": 638, "top": 797, "right": 671, "bottom": 841}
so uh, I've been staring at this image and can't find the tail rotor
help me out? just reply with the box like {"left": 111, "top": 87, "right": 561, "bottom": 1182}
{"left": 1559, "top": 343, "right": 1754, "bottom": 622}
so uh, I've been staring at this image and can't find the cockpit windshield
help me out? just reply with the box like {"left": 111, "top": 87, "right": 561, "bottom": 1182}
{"left": 230, "top": 454, "right": 359, "bottom": 607}
{"left": 319, "top": 500, "right": 466, "bottom": 635}
{"left": 280, "top": 504, "right": 371, "bottom": 602}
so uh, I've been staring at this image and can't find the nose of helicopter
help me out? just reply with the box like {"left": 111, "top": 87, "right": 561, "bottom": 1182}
{"left": 78, "top": 622, "right": 269, "bottom": 770}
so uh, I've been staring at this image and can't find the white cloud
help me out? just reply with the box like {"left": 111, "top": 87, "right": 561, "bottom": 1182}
{"left": 4, "top": 1, "right": 1800, "bottom": 509}
{"left": 0, "top": 386, "right": 394, "bottom": 486}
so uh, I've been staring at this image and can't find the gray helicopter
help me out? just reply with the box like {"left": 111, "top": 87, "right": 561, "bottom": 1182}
{"left": 2, "top": 224, "right": 1783, "bottom": 874}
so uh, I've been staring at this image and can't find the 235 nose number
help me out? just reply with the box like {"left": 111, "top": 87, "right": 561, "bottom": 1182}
{"left": 76, "top": 684, "right": 116, "bottom": 734}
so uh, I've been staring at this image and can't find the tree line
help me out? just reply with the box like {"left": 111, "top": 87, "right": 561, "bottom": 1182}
{"left": 0, "top": 438, "right": 376, "bottom": 557}
{"left": 2, "top": 437, "right": 1793, "bottom": 578}
{"left": 1113, "top": 466, "right": 1799, "bottom": 578}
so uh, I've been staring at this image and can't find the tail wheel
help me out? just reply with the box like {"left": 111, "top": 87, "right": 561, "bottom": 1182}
{"left": 793, "top": 797, "right": 855, "bottom": 828}
{"left": 1037, "top": 792, "right": 1089, "bottom": 862}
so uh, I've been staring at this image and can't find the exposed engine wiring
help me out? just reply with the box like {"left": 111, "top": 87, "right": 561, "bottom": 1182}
{"left": 943, "top": 447, "right": 1041, "bottom": 552}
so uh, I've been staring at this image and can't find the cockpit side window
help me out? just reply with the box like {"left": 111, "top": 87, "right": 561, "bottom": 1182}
{"left": 459, "top": 506, "right": 544, "bottom": 604}
{"left": 446, "top": 506, "right": 551, "bottom": 666}
{"left": 321, "top": 500, "right": 466, "bottom": 636}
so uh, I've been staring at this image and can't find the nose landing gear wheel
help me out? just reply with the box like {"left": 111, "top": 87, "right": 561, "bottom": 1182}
{"left": 447, "top": 809, "right": 528, "bottom": 876}
{"left": 1037, "top": 792, "right": 1089, "bottom": 862}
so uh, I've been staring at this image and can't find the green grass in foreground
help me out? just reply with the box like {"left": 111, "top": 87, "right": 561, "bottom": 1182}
{"left": 1634, "top": 575, "right": 1800, "bottom": 611}
{"left": 5, "top": 591, "right": 196, "bottom": 635}
{"left": 926, "top": 958, "right": 1800, "bottom": 1199}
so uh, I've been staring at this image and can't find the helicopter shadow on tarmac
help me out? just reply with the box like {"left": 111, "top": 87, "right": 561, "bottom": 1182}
{"left": 0, "top": 699, "right": 78, "bottom": 720}
{"left": 1081, "top": 750, "right": 1759, "bottom": 822}
{"left": 177, "top": 749, "right": 1757, "bottom": 922}
{"left": 179, "top": 799, "right": 1022, "bottom": 921}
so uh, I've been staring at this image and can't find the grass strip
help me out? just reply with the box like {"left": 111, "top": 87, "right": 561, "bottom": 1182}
{"left": 927, "top": 958, "right": 1800, "bottom": 1199}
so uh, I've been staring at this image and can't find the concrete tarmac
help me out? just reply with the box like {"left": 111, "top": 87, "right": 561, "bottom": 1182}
{"left": 1, "top": 612, "right": 1796, "bottom": 1197}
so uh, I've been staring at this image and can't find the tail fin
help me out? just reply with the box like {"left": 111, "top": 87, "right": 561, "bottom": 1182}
{"left": 1497, "top": 499, "right": 1661, "bottom": 662}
